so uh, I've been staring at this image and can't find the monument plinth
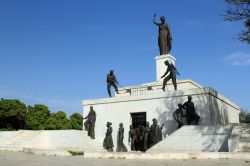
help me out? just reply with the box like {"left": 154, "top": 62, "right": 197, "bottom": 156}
{"left": 155, "top": 54, "right": 176, "bottom": 81}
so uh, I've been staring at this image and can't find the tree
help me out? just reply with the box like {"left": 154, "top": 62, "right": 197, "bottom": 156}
{"left": 70, "top": 113, "right": 83, "bottom": 130}
{"left": 239, "top": 108, "right": 250, "bottom": 123}
{"left": 25, "top": 104, "right": 50, "bottom": 130}
{"left": 45, "top": 111, "right": 71, "bottom": 130}
{"left": 0, "top": 99, "right": 26, "bottom": 130}
{"left": 223, "top": 0, "right": 250, "bottom": 43}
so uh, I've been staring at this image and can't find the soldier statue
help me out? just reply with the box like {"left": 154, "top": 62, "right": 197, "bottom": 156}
{"left": 173, "top": 103, "right": 185, "bottom": 129}
{"left": 107, "top": 70, "right": 120, "bottom": 97}
{"left": 161, "top": 60, "right": 178, "bottom": 91}
{"left": 116, "top": 123, "right": 128, "bottom": 152}
{"left": 103, "top": 122, "right": 114, "bottom": 152}
{"left": 182, "top": 95, "right": 200, "bottom": 125}
{"left": 128, "top": 125, "right": 137, "bottom": 151}
{"left": 153, "top": 14, "right": 172, "bottom": 55}
{"left": 83, "top": 106, "right": 96, "bottom": 139}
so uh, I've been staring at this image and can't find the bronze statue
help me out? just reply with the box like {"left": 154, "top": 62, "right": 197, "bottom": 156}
{"left": 103, "top": 122, "right": 114, "bottom": 152}
{"left": 128, "top": 125, "right": 137, "bottom": 151}
{"left": 83, "top": 106, "right": 96, "bottom": 139}
{"left": 182, "top": 96, "right": 200, "bottom": 125}
{"left": 173, "top": 103, "right": 185, "bottom": 129}
{"left": 161, "top": 60, "right": 178, "bottom": 91}
{"left": 150, "top": 118, "right": 163, "bottom": 146}
{"left": 142, "top": 121, "right": 150, "bottom": 151}
{"left": 137, "top": 125, "right": 144, "bottom": 151}
{"left": 107, "top": 70, "right": 120, "bottom": 97}
{"left": 153, "top": 14, "right": 172, "bottom": 55}
{"left": 116, "top": 123, "right": 128, "bottom": 152}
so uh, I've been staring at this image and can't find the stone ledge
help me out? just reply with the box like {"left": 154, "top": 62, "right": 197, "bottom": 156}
{"left": 1, "top": 148, "right": 250, "bottom": 159}
{"left": 84, "top": 151, "right": 250, "bottom": 160}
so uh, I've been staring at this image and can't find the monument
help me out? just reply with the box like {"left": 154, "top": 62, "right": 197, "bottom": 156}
{"left": 82, "top": 15, "right": 241, "bottom": 152}
{"left": 0, "top": 15, "right": 248, "bottom": 157}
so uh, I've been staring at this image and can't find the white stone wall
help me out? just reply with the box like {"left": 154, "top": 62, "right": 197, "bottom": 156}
{"left": 148, "top": 125, "right": 233, "bottom": 152}
{"left": 83, "top": 87, "right": 240, "bottom": 151}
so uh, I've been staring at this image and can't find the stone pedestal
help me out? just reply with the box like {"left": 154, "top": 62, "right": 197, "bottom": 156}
{"left": 155, "top": 54, "right": 176, "bottom": 81}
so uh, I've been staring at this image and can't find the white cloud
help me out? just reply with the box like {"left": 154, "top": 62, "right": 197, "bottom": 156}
{"left": 223, "top": 52, "right": 250, "bottom": 66}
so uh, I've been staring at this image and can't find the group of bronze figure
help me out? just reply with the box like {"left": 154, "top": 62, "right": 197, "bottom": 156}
{"left": 103, "top": 118, "right": 164, "bottom": 152}
{"left": 84, "top": 95, "right": 200, "bottom": 152}
{"left": 83, "top": 15, "right": 200, "bottom": 152}
{"left": 106, "top": 15, "right": 177, "bottom": 97}
{"left": 106, "top": 59, "right": 178, "bottom": 97}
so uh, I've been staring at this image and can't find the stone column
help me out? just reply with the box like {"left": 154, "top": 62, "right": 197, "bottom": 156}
{"left": 155, "top": 54, "right": 176, "bottom": 82}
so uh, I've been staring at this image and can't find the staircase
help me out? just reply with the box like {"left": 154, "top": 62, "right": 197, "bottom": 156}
{"left": 0, "top": 130, "right": 40, "bottom": 151}
{"left": 147, "top": 125, "right": 233, "bottom": 153}
{"left": 229, "top": 124, "right": 250, "bottom": 152}
{"left": 78, "top": 130, "right": 105, "bottom": 152}
{"left": 0, "top": 130, "right": 105, "bottom": 153}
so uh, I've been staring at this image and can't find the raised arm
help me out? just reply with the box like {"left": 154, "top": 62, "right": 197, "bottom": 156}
{"left": 153, "top": 14, "right": 160, "bottom": 26}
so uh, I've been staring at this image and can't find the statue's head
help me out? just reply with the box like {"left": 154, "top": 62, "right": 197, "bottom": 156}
{"left": 188, "top": 95, "right": 192, "bottom": 101}
{"left": 178, "top": 103, "right": 182, "bottom": 108}
{"left": 106, "top": 122, "right": 112, "bottom": 127}
{"left": 90, "top": 106, "right": 93, "bottom": 110}
{"left": 160, "top": 16, "right": 165, "bottom": 23}
{"left": 119, "top": 123, "right": 123, "bottom": 127}
{"left": 164, "top": 60, "right": 169, "bottom": 65}
{"left": 153, "top": 118, "right": 157, "bottom": 124}
{"left": 110, "top": 70, "right": 114, "bottom": 75}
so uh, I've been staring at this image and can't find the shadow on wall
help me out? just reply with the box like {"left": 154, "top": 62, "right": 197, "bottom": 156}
{"left": 209, "top": 90, "right": 229, "bottom": 124}
{"left": 156, "top": 90, "right": 185, "bottom": 138}
{"left": 154, "top": 89, "right": 231, "bottom": 152}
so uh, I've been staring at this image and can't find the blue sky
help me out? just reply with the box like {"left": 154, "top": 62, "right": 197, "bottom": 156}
{"left": 0, "top": 0, "right": 249, "bottom": 115}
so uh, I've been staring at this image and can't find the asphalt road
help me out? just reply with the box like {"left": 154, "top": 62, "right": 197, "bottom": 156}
{"left": 0, "top": 152, "right": 249, "bottom": 166}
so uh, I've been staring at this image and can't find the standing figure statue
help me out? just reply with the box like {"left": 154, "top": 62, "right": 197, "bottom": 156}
{"left": 142, "top": 121, "right": 150, "bottom": 151}
{"left": 137, "top": 125, "right": 144, "bottom": 151}
{"left": 103, "top": 122, "right": 114, "bottom": 152}
{"left": 107, "top": 70, "right": 120, "bottom": 97}
{"left": 173, "top": 103, "right": 185, "bottom": 129}
{"left": 161, "top": 60, "right": 178, "bottom": 91}
{"left": 116, "top": 123, "right": 128, "bottom": 152}
{"left": 150, "top": 118, "right": 164, "bottom": 146}
{"left": 153, "top": 14, "right": 172, "bottom": 55}
{"left": 128, "top": 125, "right": 137, "bottom": 151}
{"left": 83, "top": 106, "right": 96, "bottom": 139}
{"left": 182, "top": 95, "right": 200, "bottom": 125}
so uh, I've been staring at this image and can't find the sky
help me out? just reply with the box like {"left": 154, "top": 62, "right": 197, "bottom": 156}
{"left": 0, "top": 0, "right": 249, "bottom": 116}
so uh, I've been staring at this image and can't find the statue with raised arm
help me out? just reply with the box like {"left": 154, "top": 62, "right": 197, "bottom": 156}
{"left": 83, "top": 106, "right": 96, "bottom": 139}
{"left": 153, "top": 14, "right": 172, "bottom": 55}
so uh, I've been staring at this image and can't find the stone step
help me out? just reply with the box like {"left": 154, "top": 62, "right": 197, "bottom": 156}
{"left": 0, "top": 146, "right": 23, "bottom": 152}
{"left": 239, "top": 137, "right": 250, "bottom": 142}
{"left": 240, "top": 134, "right": 250, "bottom": 138}
{"left": 239, "top": 146, "right": 250, "bottom": 152}
{"left": 238, "top": 142, "right": 250, "bottom": 147}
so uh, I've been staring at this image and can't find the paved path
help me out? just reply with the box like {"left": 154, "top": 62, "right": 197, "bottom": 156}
{"left": 0, "top": 152, "right": 249, "bottom": 166}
